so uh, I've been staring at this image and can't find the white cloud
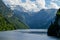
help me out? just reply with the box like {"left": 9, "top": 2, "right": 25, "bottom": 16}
{"left": 36, "top": 0, "right": 45, "bottom": 8}
{"left": 3, "top": 0, "right": 60, "bottom": 12}
{"left": 48, "top": 2, "right": 59, "bottom": 9}
{"left": 19, "top": 0, "right": 46, "bottom": 12}
{"left": 3, "top": 0, "right": 20, "bottom": 5}
{"left": 3, "top": 0, "right": 46, "bottom": 12}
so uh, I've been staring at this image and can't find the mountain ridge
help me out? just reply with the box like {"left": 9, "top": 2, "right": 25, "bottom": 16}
{"left": 0, "top": 0, "right": 29, "bottom": 31}
{"left": 13, "top": 8, "right": 58, "bottom": 29}
{"left": 2, "top": 0, "right": 59, "bottom": 29}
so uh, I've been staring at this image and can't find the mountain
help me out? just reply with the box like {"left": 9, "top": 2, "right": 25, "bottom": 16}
{"left": 47, "top": 9, "right": 60, "bottom": 37}
{"left": 13, "top": 7, "right": 58, "bottom": 29}
{"left": 0, "top": 14, "right": 16, "bottom": 31}
{"left": 3, "top": 0, "right": 59, "bottom": 29}
{"left": 0, "top": 0, "right": 29, "bottom": 31}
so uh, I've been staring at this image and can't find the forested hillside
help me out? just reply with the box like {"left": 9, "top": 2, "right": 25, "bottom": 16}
{"left": 0, "top": 0, "right": 29, "bottom": 31}
{"left": 47, "top": 9, "right": 60, "bottom": 37}
{"left": 0, "top": 14, "right": 16, "bottom": 31}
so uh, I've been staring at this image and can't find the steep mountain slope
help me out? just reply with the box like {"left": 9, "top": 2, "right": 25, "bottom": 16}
{"left": 0, "top": 0, "right": 29, "bottom": 30}
{"left": 47, "top": 9, "right": 60, "bottom": 37}
{"left": 0, "top": 14, "right": 16, "bottom": 31}
{"left": 13, "top": 8, "right": 58, "bottom": 29}
{"left": 3, "top": 0, "right": 59, "bottom": 29}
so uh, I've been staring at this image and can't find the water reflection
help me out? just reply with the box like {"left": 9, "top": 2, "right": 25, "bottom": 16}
{"left": 0, "top": 29, "right": 60, "bottom": 40}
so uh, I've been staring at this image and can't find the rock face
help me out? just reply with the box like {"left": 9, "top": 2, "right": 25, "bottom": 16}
{"left": 47, "top": 9, "right": 60, "bottom": 37}
{"left": 0, "top": 0, "right": 29, "bottom": 31}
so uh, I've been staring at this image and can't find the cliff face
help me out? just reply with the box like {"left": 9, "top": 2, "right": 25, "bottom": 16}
{"left": 0, "top": 0, "right": 13, "bottom": 17}
{"left": 47, "top": 9, "right": 60, "bottom": 37}
{"left": 0, "top": 0, "right": 29, "bottom": 31}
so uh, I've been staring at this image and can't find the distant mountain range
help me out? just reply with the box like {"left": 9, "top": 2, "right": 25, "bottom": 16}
{"left": 2, "top": 0, "right": 59, "bottom": 29}
{"left": 13, "top": 7, "right": 58, "bottom": 29}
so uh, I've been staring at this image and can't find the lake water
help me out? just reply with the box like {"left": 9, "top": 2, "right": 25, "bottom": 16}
{"left": 0, "top": 29, "right": 60, "bottom": 40}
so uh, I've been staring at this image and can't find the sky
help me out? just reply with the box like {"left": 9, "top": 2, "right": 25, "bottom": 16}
{"left": 3, "top": 0, "right": 60, "bottom": 12}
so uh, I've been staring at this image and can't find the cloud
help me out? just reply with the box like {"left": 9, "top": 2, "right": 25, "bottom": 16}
{"left": 19, "top": 0, "right": 46, "bottom": 12}
{"left": 3, "top": 0, "right": 46, "bottom": 12}
{"left": 3, "top": 0, "right": 60, "bottom": 12}
{"left": 3, "top": 0, "right": 20, "bottom": 5}
{"left": 49, "top": 2, "right": 59, "bottom": 9}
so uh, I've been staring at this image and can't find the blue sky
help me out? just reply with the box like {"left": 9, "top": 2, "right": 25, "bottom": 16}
{"left": 21, "top": 0, "right": 60, "bottom": 8}
{"left": 21, "top": 0, "right": 60, "bottom": 6}
{"left": 21, "top": 0, "right": 26, "bottom": 3}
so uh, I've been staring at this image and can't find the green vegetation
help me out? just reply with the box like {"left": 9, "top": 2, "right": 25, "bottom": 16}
{"left": 7, "top": 16, "right": 29, "bottom": 29}
{"left": 57, "top": 9, "right": 60, "bottom": 15}
{"left": 47, "top": 9, "right": 60, "bottom": 37}
{"left": 0, "top": 14, "right": 16, "bottom": 31}
{"left": 0, "top": 0, "right": 29, "bottom": 31}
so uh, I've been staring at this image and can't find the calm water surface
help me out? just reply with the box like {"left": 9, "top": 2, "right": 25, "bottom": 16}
{"left": 0, "top": 29, "right": 60, "bottom": 40}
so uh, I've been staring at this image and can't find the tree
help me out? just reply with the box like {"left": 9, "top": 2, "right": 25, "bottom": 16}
{"left": 47, "top": 9, "right": 60, "bottom": 37}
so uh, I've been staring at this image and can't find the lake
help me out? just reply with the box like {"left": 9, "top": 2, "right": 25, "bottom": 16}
{"left": 0, "top": 29, "right": 60, "bottom": 40}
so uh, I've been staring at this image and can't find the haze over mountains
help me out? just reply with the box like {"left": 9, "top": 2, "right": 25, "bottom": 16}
{"left": 0, "top": 0, "right": 29, "bottom": 31}
{"left": 13, "top": 8, "right": 57, "bottom": 29}
{"left": 2, "top": 0, "right": 60, "bottom": 29}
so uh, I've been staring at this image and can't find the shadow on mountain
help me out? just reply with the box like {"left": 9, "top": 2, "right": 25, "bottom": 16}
{"left": 47, "top": 9, "right": 60, "bottom": 37}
